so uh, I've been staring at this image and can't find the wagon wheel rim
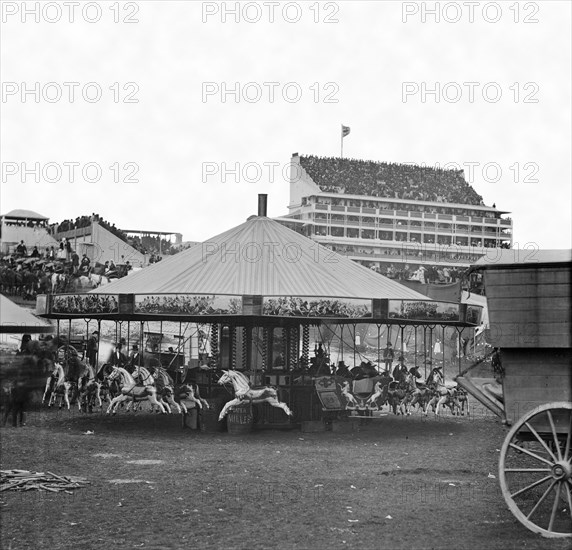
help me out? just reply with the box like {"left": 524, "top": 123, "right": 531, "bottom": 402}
{"left": 499, "top": 402, "right": 572, "bottom": 538}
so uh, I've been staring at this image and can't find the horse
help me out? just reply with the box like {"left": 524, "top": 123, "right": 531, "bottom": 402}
{"left": 43, "top": 362, "right": 72, "bottom": 409}
{"left": 106, "top": 367, "right": 167, "bottom": 414}
{"left": 88, "top": 273, "right": 109, "bottom": 287}
{"left": 77, "top": 363, "right": 102, "bottom": 412}
{"left": 423, "top": 368, "right": 461, "bottom": 416}
{"left": 401, "top": 367, "right": 424, "bottom": 415}
{"left": 176, "top": 383, "right": 210, "bottom": 429}
{"left": 153, "top": 366, "right": 184, "bottom": 414}
{"left": 127, "top": 366, "right": 172, "bottom": 413}
{"left": 365, "top": 379, "right": 388, "bottom": 409}
{"left": 217, "top": 370, "right": 293, "bottom": 421}
{"left": 340, "top": 380, "right": 359, "bottom": 408}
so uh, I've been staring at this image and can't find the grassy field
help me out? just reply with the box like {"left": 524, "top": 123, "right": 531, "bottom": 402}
{"left": 1, "top": 404, "right": 570, "bottom": 550}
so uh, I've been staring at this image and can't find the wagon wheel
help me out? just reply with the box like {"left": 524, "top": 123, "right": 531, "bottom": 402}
{"left": 499, "top": 402, "right": 572, "bottom": 538}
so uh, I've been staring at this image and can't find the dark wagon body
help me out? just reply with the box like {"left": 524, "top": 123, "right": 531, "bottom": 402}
{"left": 457, "top": 249, "right": 572, "bottom": 538}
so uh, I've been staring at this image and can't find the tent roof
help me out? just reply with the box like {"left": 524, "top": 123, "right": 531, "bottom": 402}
{"left": 0, "top": 295, "right": 54, "bottom": 333}
{"left": 1, "top": 209, "right": 49, "bottom": 220}
{"left": 474, "top": 249, "right": 571, "bottom": 267}
{"left": 98, "top": 216, "right": 426, "bottom": 300}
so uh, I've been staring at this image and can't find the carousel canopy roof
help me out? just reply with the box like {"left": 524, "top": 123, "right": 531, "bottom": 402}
{"left": 474, "top": 249, "right": 571, "bottom": 267}
{"left": 96, "top": 216, "right": 427, "bottom": 300}
{"left": 0, "top": 295, "right": 54, "bottom": 333}
{"left": 1, "top": 209, "right": 49, "bottom": 220}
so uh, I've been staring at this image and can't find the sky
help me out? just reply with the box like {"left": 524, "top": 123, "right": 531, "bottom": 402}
{"left": 1, "top": 0, "right": 571, "bottom": 249}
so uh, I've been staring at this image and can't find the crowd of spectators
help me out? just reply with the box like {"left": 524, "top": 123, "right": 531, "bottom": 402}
{"left": 49, "top": 214, "right": 177, "bottom": 257}
{"left": 300, "top": 155, "right": 485, "bottom": 206}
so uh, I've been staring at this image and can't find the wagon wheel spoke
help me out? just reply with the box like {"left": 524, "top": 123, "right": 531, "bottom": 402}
{"left": 510, "top": 475, "right": 552, "bottom": 499}
{"left": 526, "top": 479, "right": 557, "bottom": 520}
{"left": 509, "top": 442, "right": 553, "bottom": 467}
{"left": 548, "top": 483, "right": 562, "bottom": 532}
{"left": 524, "top": 420, "right": 558, "bottom": 463}
{"left": 566, "top": 480, "right": 572, "bottom": 523}
{"left": 504, "top": 468, "right": 551, "bottom": 473}
{"left": 547, "top": 410, "right": 563, "bottom": 462}
{"left": 564, "top": 415, "right": 572, "bottom": 463}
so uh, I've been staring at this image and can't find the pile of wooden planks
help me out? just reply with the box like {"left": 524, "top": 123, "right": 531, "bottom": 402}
{"left": 0, "top": 470, "right": 90, "bottom": 494}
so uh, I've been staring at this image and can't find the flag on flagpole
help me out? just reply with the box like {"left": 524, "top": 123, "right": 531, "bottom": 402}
{"left": 341, "top": 125, "right": 351, "bottom": 138}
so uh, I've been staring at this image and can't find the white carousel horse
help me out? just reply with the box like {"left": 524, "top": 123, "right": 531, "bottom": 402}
{"left": 340, "top": 380, "right": 359, "bottom": 408}
{"left": 153, "top": 367, "right": 183, "bottom": 414}
{"left": 127, "top": 366, "right": 172, "bottom": 413}
{"left": 423, "top": 368, "right": 462, "bottom": 416}
{"left": 365, "top": 380, "right": 386, "bottom": 409}
{"left": 43, "top": 362, "right": 71, "bottom": 410}
{"left": 77, "top": 363, "right": 102, "bottom": 411}
{"left": 106, "top": 367, "right": 167, "bottom": 415}
{"left": 217, "top": 370, "right": 293, "bottom": 421}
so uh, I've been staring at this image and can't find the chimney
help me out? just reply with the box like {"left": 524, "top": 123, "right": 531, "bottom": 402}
{"left": 258, "top": 194, "right": 268, "bottom": 217}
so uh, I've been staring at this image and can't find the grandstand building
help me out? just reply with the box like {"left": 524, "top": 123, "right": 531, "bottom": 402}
{"left": 277, "top": 154, "right": 513, "bottom": 279}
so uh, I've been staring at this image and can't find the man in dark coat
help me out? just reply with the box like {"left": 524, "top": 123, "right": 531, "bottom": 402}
{"left": 86, "top": 331, "right": 99, "bottom": 367}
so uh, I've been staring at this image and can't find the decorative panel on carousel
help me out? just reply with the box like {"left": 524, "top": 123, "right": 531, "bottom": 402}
{"left": 262, "top": 296, "right": 372, "bottom": 318}
{"left": 51, "top": 294, "right": 119, "bottom": 314}
{"left": 133, "top": 294, "right": 243, "bottom": 316}
{"left": 388, "top": 300, "right": 461, "bottom": 322}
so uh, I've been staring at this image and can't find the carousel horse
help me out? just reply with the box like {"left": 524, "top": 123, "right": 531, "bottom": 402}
{"left": 153, "top": 366, "right": 183, "bottom": 414}
{"left": 128, "top": 366, "right": 172, "bottom": 413}
{"left": 340, "top": 380, "right": 359, "bottom": 408}
{"left": 365, "top": 379, "right": 388, "bottom": 409}
{"left": 401, "top": 367, "right": 423, "bottom": 415}
{"left": 106, "top": 367, "right": 167, "bottom": 415}
{"left": 43, "top": 362, "right": 72, "bottom": 409}
{"left": 177, "top": 383, "right": 210, "bottom": 428}
{"left": 77, "top": 363, "right": 102, "bottom": 412}
{"left": 217, "top": 370, "right": 293, "bottom": 421}
{"left": 423, "top": 368, "right": 462, "bottom": 416}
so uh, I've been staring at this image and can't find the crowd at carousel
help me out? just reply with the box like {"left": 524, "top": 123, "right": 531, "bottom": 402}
{"left": 300, "top": 155, "right": 485, "bottom": 206}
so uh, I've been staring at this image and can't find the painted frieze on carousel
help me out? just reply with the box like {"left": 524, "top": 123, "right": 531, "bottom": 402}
{"left": 51, "top": 294, "right": 119, "bottom": 314}
{"left": 262, "top": 296, "right": 372, "bottom": 318}
{"left": 134, "top": 294, "right": 243, "bottom": 316}
{"left": 388, "top": 300, "right": 460, "bottom": 322}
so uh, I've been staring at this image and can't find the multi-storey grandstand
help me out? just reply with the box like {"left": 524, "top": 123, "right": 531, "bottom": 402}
{"left": 277, "top": 154, "right": 513, "bottom": 283}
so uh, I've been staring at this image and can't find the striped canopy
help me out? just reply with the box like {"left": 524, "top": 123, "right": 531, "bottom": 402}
{"left": 97, "top": 216, "right": 426, "bottom": 300}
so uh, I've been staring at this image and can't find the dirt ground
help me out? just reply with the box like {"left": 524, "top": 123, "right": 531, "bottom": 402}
{"left": 1, "top": 403, "right": 570, "bottom": 550}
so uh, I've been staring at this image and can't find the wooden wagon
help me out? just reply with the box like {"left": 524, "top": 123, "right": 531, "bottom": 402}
{"left": 457, "top": 249, "right": 571, "bottom": 538}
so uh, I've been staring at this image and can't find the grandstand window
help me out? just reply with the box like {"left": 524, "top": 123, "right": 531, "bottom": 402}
{"left": 347, "top": 216, "right": 360, "bottom": 225}
{"left": 456, "top": 224, "right": 468, "bottom": 232}
{"left": 396, "top": 232, "right": 407, "bottom": 242}
{"left": 331, "top": 214, "right": 345, "bottom": 223}
{"left": 361, "top": 229, "right": 375, "bottom": 240}
{"left": 331, "top": 227, "right": 344, "bottom": 238}
{"left": 347, "top": 228, "right": 359, "bottom": 239}
{"left": 424, "top": 222, "right": 435, "bottom": 229}
{"left": 378, "top": 231, "right": 393, "bottom": 241}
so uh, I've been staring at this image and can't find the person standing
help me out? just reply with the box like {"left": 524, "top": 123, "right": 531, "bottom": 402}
{"left": 86, "top": 331, "right": 99, "bottom": 367}
{"left": 383, "top": 342, "right": 394, "bottom": 370}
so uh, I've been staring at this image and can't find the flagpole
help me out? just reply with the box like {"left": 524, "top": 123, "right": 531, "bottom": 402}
{"left": 340, "top": 125, "right": 343, "bottom": 158}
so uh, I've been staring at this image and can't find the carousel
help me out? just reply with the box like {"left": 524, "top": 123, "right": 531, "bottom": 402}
{"left": 38, "top": 196, "right": 484, "bottom": 430}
